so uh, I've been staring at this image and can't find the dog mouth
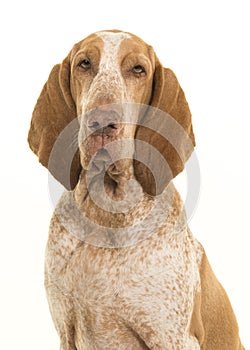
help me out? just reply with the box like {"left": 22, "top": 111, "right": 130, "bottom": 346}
{"left": 80, "top": 110, "right": 136, "bottom": 192}
{"left": 87, "top": 147, "right": 125, "bottom": 182}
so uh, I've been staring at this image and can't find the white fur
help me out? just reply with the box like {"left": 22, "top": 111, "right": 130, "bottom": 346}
{"left": 45, "top": 183, "right": 204, "bottom": 349}
{"left": 96, "top": 31, "right": 131, "bottom": 69}
{"left": 81, "top": 31, "right": 131, "bottom": 113}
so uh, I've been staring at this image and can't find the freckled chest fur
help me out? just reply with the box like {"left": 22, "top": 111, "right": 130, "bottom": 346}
{"left": 45, "top": 184, "right": 203, "bottom": 349}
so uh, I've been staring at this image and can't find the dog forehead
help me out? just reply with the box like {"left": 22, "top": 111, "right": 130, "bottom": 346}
{"left": 71, "top": 31, "right": 128, "bottom": 60}
{"left": 96, "top": 30, "right": 150, "bottom": 53}
{"left": 96, "top": 30, "right": 131, "bottom": 45}
{"left": 72, "top": 30, "right": 150, "bottom": 59}
{"left": 95, "top": 31, "right": 131, "bottom": 63}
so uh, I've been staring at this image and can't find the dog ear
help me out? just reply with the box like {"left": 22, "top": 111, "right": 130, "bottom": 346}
{"left": 134, "top": 57, "right": 195, "bottom": 196}
{"left": 28, "top": 56, "right": 81, "bottom": 190}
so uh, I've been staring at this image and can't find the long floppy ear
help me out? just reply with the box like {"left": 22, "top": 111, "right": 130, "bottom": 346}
{"left": 28, "top": 56, "right": 81, "bottom": 190}
{"left": 134, "top": 57, "right": 195, "bottom": 196}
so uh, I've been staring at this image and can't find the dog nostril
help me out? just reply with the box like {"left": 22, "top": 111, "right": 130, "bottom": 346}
{"left": 107, "top": 123, "right": 117, "bottom": 129}
{"left": 89, "top": 121, "right": 100, "bottom": 130}
{"left": 87, "top": 109, "right": 121, "bottom": 132}
{"left": 88, "top": 122, "right": 118, "bottom": 132}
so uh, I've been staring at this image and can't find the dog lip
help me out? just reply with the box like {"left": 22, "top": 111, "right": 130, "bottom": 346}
{"left": 107, "top": 163, "right": 122, "bottom": 175}
{"left": 89, "top": 149, "right": 124, "bottom": 176}
{"left": 93, "top": 148, "right": 112, "bottom": 163}
{"left": 92, "top": 160, "right": 107, "bottom": 173}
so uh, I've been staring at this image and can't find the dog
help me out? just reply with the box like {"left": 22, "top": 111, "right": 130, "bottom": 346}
{"left": 28, "top": 30, "right": 244, "bottom": 349}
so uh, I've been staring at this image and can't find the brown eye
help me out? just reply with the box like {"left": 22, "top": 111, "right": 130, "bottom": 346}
{"left": 132, "top": 65, "right": 146, "bottom": 76}
{"left": 79, "top": 59, "right": 91, "bottom": 70}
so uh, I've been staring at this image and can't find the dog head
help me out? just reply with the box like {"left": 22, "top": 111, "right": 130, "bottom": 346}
{"left": 28, "top": 30, "right": 195, "bottom": 197}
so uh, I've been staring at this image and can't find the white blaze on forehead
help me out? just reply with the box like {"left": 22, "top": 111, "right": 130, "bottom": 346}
{"left": 81, "top": 31, "right": 132, "bottom": 114}
{"left": 81, "top": 31, "right": 132, "bottom": 111}
{"left": 96, "top": 31, "right": 131, "bottom": 69}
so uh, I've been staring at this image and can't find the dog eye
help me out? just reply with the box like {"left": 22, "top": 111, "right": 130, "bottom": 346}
{"left": 79, "top": 59, "right": 91, "bottom": 70}
{"left": 132, "top": 65, "right": 146, "bottom": 76}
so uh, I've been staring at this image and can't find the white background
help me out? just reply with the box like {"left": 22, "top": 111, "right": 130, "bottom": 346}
{"left": 1, "top": 0, "right": 249, "bottom": 348}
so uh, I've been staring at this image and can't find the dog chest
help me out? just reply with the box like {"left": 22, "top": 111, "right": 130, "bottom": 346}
{"left": 45, "top": 218, "right": 202, "bottom": 349}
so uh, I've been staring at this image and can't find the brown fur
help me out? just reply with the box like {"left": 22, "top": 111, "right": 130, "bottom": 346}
{"left": 27, "top": 31, "right": 194, "bottom": 194}
{"left": 190, "top": 252, "right": 245, "bottom": 349}
{"left": 28, "top": 30, "right": 244, "bottom": 349}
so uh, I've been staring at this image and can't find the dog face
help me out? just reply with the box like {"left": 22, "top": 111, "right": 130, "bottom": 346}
{"left": 70, "top": 31, "right": 155, "bottom": 114}
{"left": 28, "top": 30, "right": 195, "bottom": 197}
{"left": 70, "top": 31, "right": 155, "bottom": 185}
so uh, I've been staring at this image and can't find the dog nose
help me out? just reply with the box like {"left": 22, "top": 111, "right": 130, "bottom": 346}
{"left": 87, "top": 108, "right": 121, "bottom": 135}
{"left": 89, "top": 121, "right": 117, "bottom": 132}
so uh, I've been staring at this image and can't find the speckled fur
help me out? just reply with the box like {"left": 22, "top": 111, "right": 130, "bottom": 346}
{"left": 45, "top": 183, "right": 203, "bottom": 349}
{"left": 81, "top": 31, "right": 131, "bottom": 111}
{"left": 44, "top": 35, "right": 204, "bottom": 349}
{"left": 29, "top": 30, "right": 244, "bottom": 350}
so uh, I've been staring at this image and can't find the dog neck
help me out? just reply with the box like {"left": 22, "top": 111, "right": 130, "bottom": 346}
{"left": 73, "top": 166, "right": 154, "bottom": 229}
{"left": 55, "top": 179, "right": 185, "bottom": 248}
